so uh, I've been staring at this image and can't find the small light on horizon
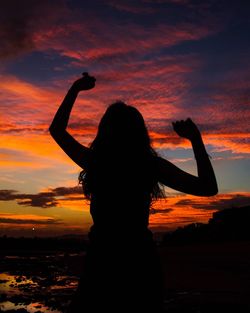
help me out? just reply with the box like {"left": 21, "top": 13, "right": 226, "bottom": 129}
{"left": 32, "top": 227, "right": 35, "bottom": 231}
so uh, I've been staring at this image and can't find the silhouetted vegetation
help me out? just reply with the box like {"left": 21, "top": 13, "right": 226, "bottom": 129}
{"left": 0, "top": 235, "right": 87, "bottom": 255}
{"left": 162, "top": 205, "right": 250, "bottom": 245}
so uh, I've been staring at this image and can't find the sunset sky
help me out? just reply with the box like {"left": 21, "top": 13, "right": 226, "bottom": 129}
{"left": 1, "top": 0, "right": 250, "bottom": 237}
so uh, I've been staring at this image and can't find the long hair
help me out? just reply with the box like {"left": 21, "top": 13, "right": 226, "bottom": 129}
{"left": 79, "top": 101, "right": 164, "bottom": 202}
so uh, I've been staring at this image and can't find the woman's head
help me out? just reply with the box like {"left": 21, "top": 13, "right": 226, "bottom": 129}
{"left": 79, "top": 101, "right": 164, "bottom": 200}
{"left": 91, "top": 101, "right": 151, "bottom": 153}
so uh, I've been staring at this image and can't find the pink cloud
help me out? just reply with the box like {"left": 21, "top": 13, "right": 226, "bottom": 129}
{"left": 1, "top": 69, "right": 250, "bottom": 160}
{"left": 0, "top": 0, "right": 68, "bottom": 60}
{"left": 149, "top": 191, "right": 250, "bottom": 231}
{"left": 34, "top": 21, "right": 216, "bottom": 63}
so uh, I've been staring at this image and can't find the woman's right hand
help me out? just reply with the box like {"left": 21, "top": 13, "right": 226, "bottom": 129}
{"left": 172, "top": 118, "right": 201, "bottom": 141}
{"left": 72, "top": 72, "right": 96, "bottom": 92}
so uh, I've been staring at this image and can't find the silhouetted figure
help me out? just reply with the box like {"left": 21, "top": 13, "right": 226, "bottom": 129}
{"left": 49, "top": 73, "right": 217, "bottom": 312}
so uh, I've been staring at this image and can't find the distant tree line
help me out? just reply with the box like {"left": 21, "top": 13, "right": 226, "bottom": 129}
{"left": 0, "top": 235, "right": 88, "bottom": 254}
{"left": 162, "top": 205, "right": 250, "bottom": 245}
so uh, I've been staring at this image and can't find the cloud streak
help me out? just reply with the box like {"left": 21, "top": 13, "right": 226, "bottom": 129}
{"left": 175, "top": 192, "right": 250, "bottom": 210}
{"left": 150, "top": 208, "right": 173, "bottom": 214}
{"left": 0, "top": 213, "right": 63, "bottom": 225}
{"left": 1, "top": 187, "right": 250, "bottom": 213}
{"left": 0, "top": 0, "right": 68, "bottom": 60}
{"left": 0, "top": 186, "right": 83, "bottom": 208}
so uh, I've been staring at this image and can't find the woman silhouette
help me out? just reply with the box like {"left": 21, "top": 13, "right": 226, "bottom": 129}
{"left": 49, "top": 73, "right": 217, "bottom": 312}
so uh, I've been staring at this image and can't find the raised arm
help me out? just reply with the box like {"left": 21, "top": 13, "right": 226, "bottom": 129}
{"left": 49, "top": 73, "right": 96, "bottom": 169}
{"left": 157, "top": 118, "right": 218, "bottom": 196}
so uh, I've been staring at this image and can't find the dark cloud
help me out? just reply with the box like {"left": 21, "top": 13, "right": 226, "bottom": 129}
{"left": 150, "top": 208, "right": 173, "bottom": 214}
{"left": 0, "top": 126, "right": 48, "bottom": 134}
{"left": 69, "top": 120, "right": 97, "bottom": 131}
{"left": 0, "top": 190, "right": 18, "bottom": 201}
{"left": 0, "top": 186, "right": 84, "bottom": 208}
{"left": 0, "top": 0, "right": 223, "bottom": 63}
{"left": 2, "top": 187, "right": 250, "bottom": 211}
{"left": 0, "top": 0, "right": 67, "bottom": 60}
{"left": 0, "top": 216, "right": 63, "bottom": 225}
{"left": 51, "top": 186, "right": 82, "bottom": 196}
{"left": 176, "top": 193, "right": 250, "bottom": 210}
{"left": 0, "top": 190, "right": 57, "bottom": 208}
{"left": 58, "top": 196, "right": 85, "bottom": 201}
{"left": 107, "top": 1, "right": 158, "bottom": 14}
{"left": 209, "top": 194, "right": 250, "bottom": 210}
{"left": 16, "top": 192, "right": 57, "bottom": 208}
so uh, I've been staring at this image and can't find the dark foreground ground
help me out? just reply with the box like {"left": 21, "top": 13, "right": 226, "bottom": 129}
{"left": 159, "top": 241, "right": 250, "bottom": 312}
{"left": 1, "top": 240, "right": 250, "bottom": 312}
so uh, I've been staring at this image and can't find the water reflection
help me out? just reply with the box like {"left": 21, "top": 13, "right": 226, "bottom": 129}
{"left": 0, "top": 300, "right": 61, "bottom": 313}
{"left": 0, "top": 253, "right": 83, "bottom": 313}
{"left": 0, "top": 273, "right": 38, "bottom": 294}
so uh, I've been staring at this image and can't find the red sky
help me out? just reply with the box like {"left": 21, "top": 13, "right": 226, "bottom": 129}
{"left": 1, "top": 0, "right": 250, "bottom": 236}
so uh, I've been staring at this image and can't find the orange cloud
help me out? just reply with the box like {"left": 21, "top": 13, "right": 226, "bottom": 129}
{"left": 149, "top": 191, "right": 250, "bottom": 231}
{"left": 205, "top": 133, "right": 250, "bottom": 155}
{"left": 0, "top": 213, "right": 62, "bottom": 224}
{"left": 33, "top": 20, "right": 216, "bottom": 62}
{"left": 2, "top": 185, "right": 250, "bottom": 235}
{"left": 0, "top": 61, "right": 182, "bottom": 175}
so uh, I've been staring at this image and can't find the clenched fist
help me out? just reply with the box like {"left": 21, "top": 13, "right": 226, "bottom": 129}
{"left": 172, "top": 118, "right": 201, "bottom": 141}
{"left": 72, "top": 72, "right": 96, "bottom": 92}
